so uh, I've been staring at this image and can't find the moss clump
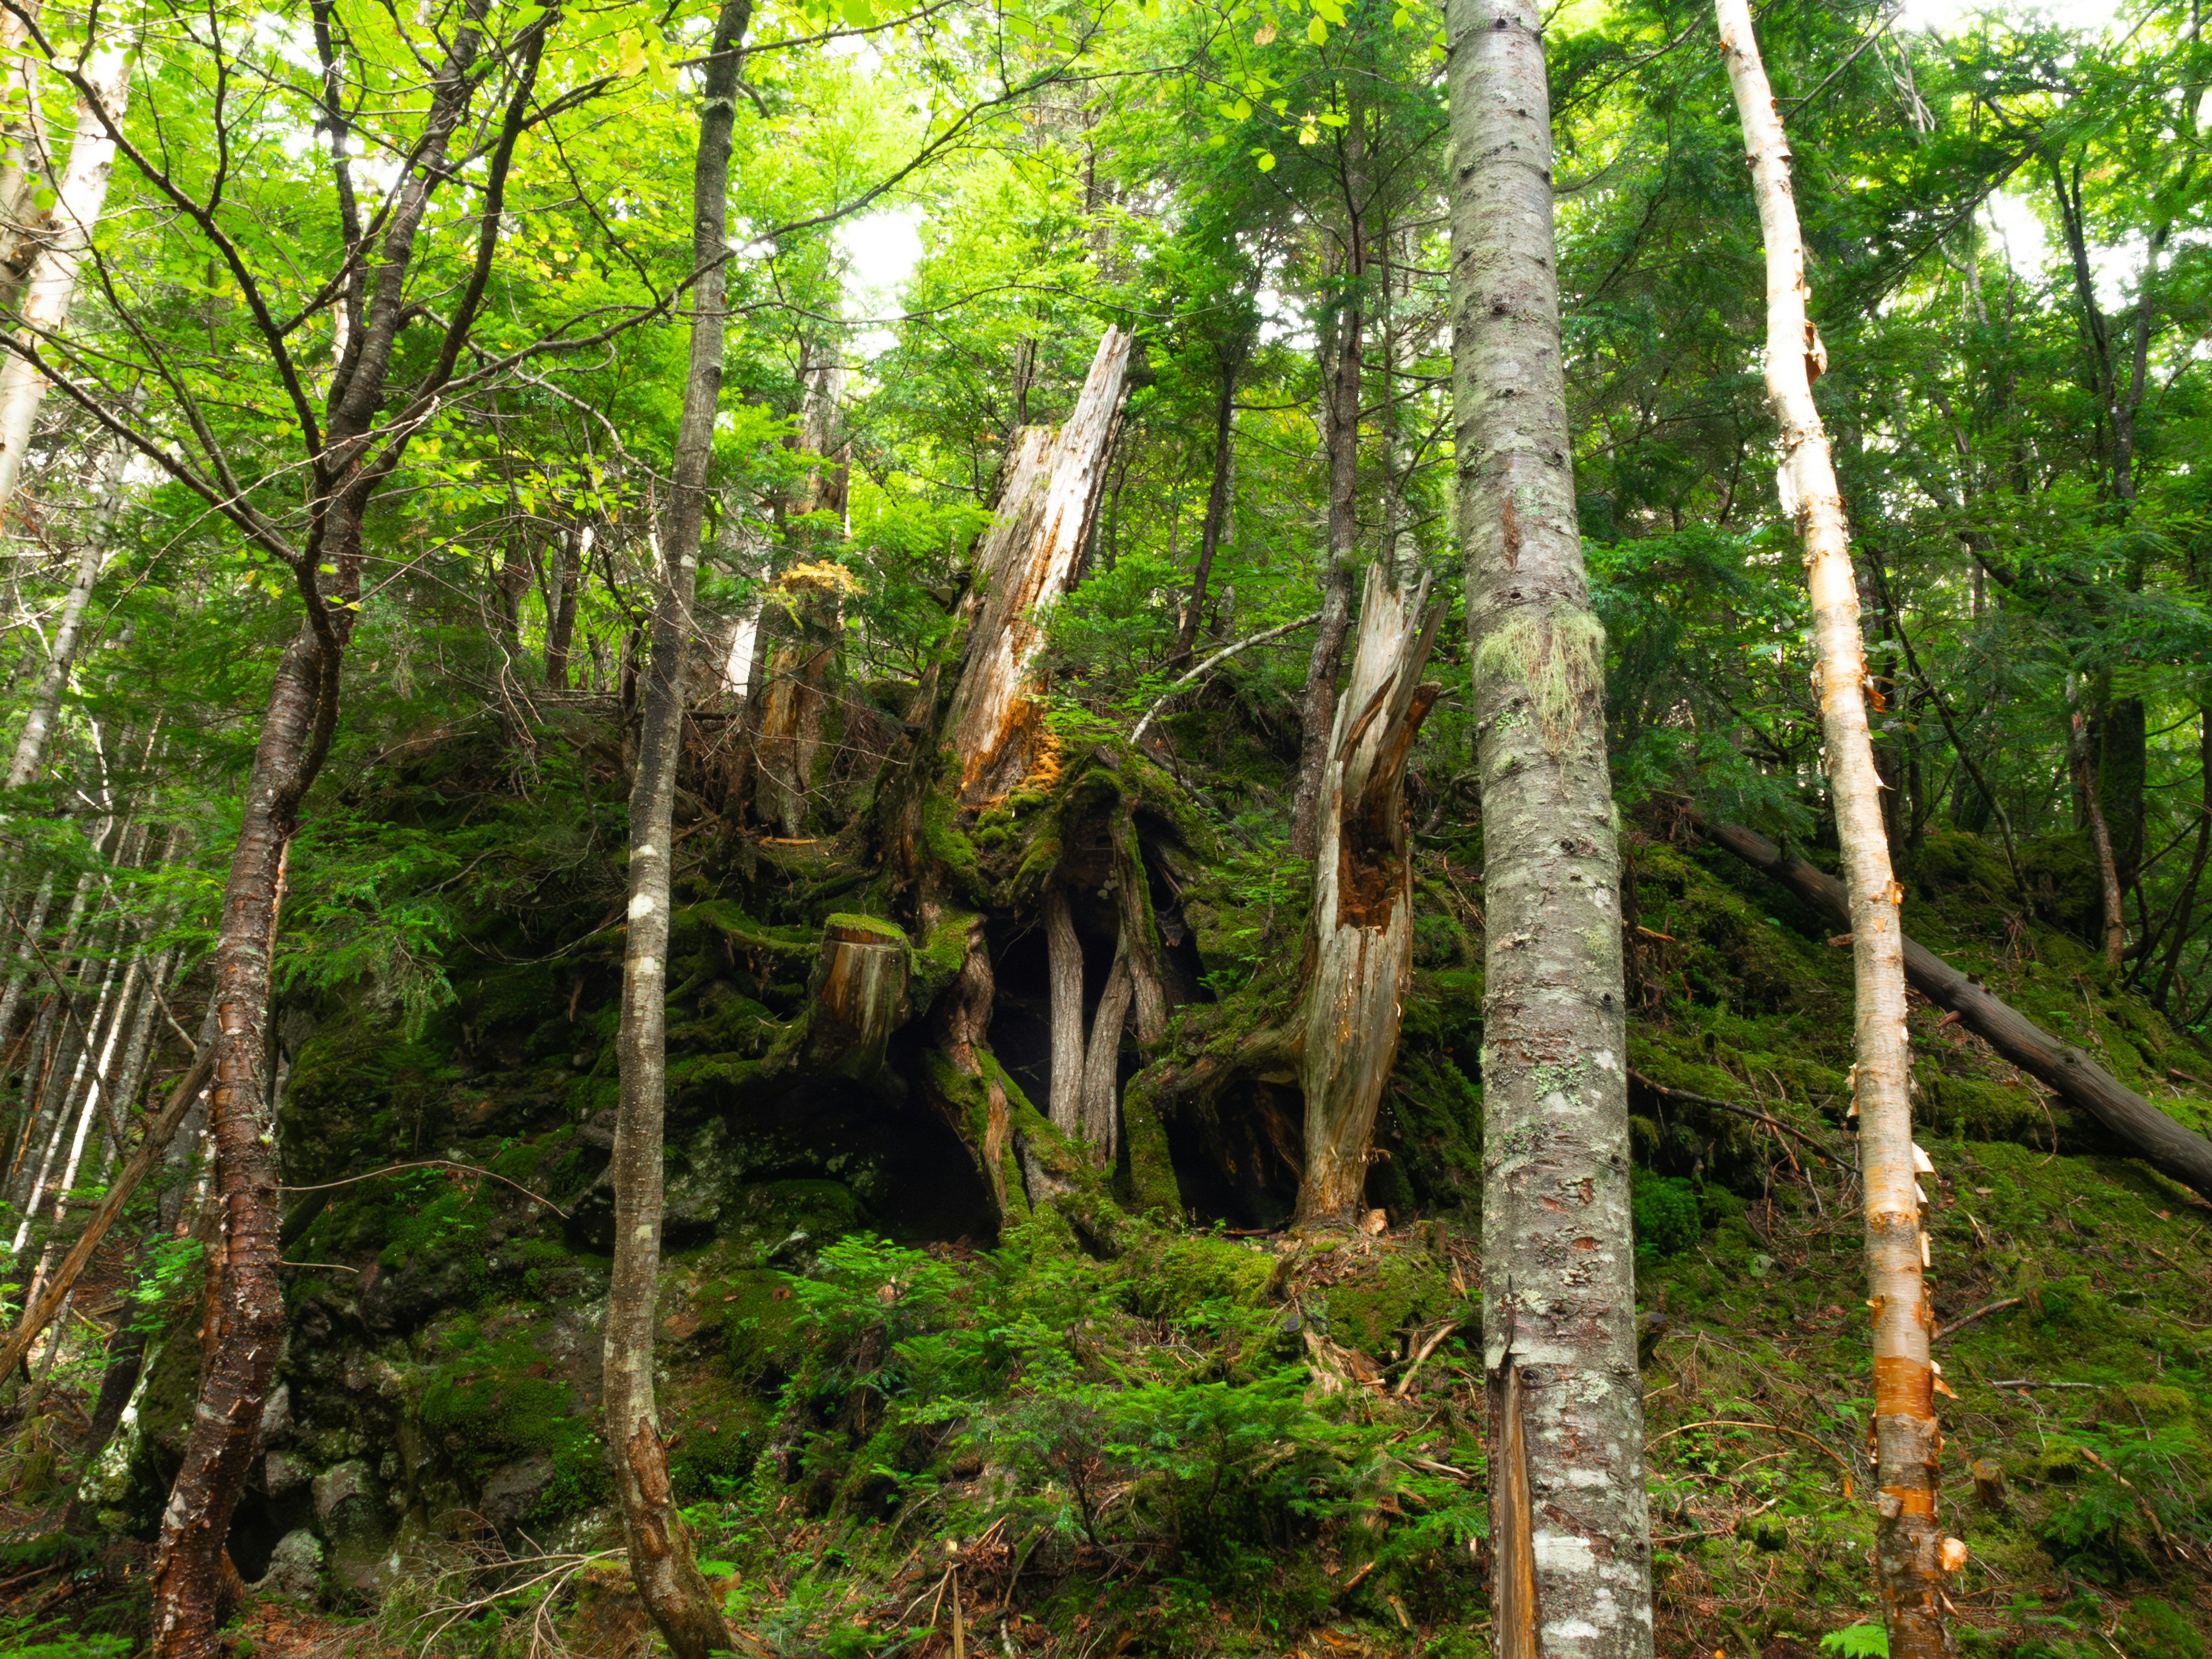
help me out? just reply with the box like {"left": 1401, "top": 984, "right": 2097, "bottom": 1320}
{"left": 1632, "top": 1169, "right": 1702, "bottom": 1259}
{"left": 1321, "top": 1249, "right": 1450, "bottom": 1353}
{"left": 416, "top": 1317, "right": 608, "bottom": 1522}
{"left": 1122, "top": 1233, "right": 1277, "bottom": 1319}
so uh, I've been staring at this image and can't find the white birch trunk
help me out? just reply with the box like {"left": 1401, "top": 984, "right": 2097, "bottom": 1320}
{"left": 944, "top": 328, "right": 1131, "bottom": 803}
{"left": 1713, "top": 5, "right": 1955, "bottom": 1652}
{"left": 0, "top": 39, "right": 132, "bottom": 520}
{"left": 8, "top": 431, "right": 129, "bottom": 786}
{"left": 1293, "top": 566, "right": 1440, "bottom": 1224}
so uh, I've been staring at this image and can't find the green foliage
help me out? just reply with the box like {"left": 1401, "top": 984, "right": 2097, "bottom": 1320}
{"left": 1819, "top": 1626, "right": 1889, "bottom": 1657}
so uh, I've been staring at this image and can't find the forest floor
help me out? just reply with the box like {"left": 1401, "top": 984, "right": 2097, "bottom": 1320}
{"left": 0, "top": 779, "right": 2208, "bottom": 1658}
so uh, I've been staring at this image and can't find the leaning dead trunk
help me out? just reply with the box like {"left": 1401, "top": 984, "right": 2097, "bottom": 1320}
{"left": 943, "top": 328, "right": 1131, "bottom": 803}
{"left": 0, "top": 39, "right": 131, "bottom": 521}
{"left": 1447, "top": 1, "right": 1656, "bottom": 1652}
{"left": 1713, "top": 4, "right": 1956, "bottom": 1651}
{"left": 1294, "top": 567, "right": 1440, "bottom": 1225}
{"left": 601, "top": 5, "right": 752, "bottom": 1654}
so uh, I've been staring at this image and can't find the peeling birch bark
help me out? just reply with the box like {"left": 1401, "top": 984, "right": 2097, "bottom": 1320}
{"left": 944, "top": 328, "right": 1131, "bottom": 804}
{"left": 1448, "top": 1, "right": 1656, "bottom": 1652}
{"left": 7, "top": 432, "right": 127, "bottom": 786}
{"left": 1713, "top": 5, "right": 1953, "bottom": 1652}
{"left": 0, "top": 39, "right": 132, "bottom": 521}
{"left": 1294, "top": 566, "right": 1440, "bottom": 1225}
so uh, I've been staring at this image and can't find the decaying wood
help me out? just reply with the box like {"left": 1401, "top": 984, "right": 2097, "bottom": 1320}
{"left": 752, "top": 566, "right": 847, "bottom": 839}
{"left": 1703, "top": 818, "right": 2212, "bottom": 1204}
{"left": 944, "top": 328, "right": 1132, "bottom": 804}
{"left": 797, "top": 916, "right": 908, "bottom": 1081}
{"left": 1294, "top": 566, "right": 1441, "bottom": 1225}
{"left": 1044, "top": 888, "right": 1084, "bottom": 1137}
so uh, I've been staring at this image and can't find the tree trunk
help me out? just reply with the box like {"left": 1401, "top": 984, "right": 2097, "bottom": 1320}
{"left": 545, "top": 523, "right": 585, "bottom": 688}
{"left": 1080, "top": 939, "right": 1132, "bottom": 1160}
{"left": 2069, "top": 692, "right": 2126, "bottom": 968}
{"left": 146, "top": 638, "right": 316, "bottom": 1659}
{"left": 0, "top": 1042, "right": 214, "bottom": 1384}
{"left": 1447, "top": 2, "right": 1655, "bottom": 1653}
{"left": 7, "top": 431, "right": 128, "bottom": 786}
{"left": 1294, "top": 567, "right": 1440, "bottom": 1225}
{"left": 601, "top": 6, "right": 752, "bottom": 1654}
{"left": 944, "top": 328, "right": 1131, "bottom": 804}
{"left": 149, "top": 0, "right": 541, "bottom": 1643}
{"left": 796, "top": 917, "right": 908, "bottom": 1081}
{"left": 2152, "top": 705, "right": 2211, "bottom": 1013}
{"left": 0, "top": 39, "right": 131, "bottom": 521}
{"left": 1290, "top": 171, "right": 1366, "bottom": 862}
{"left": 1044, "top": 886, "right": 1084, "bottom": 1136}
{"left": 1171, "top": 340, "right": 1245, "bottom": 665}
{"left": 1714, "top": 6, "right": 1955, "bottom": 1652}
{"left": 752, "top": 571, "right": 842, "bottom": 838}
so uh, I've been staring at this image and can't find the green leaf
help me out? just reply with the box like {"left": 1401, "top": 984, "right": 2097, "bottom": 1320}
{"left": 1310, "top": 0, "right": 1346, "bottom": 22}
{"left": 1392, "top": 4, "right": 1410, "bottom": 22}
{"left": 841, "top": 0, "right": 875, "bottom": 25}
{"left": 1253, "top": 149, "right": 1275, "bottom": 171}
{"left": 1306, "top": 14, "right": 1326, "bottom": 42}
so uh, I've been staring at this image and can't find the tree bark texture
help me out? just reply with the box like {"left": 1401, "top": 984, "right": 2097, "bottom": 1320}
{"left": 797, "top": 916, "right": 908, "bottom": 1081}
{"left": 1446, "top": 2, "right": 1654, "bottom": 1652}
{"left": 1713, "top": 5, "right": 1955, "bottom": 1649}
{"left": 1294, "top": 566, "right": 1440, "bottom": 1225}
{"left": 601, "top": 5, "right": 751, "bottom": 1653}
{"left": 944, "top": 327, "right": 1131, "bottom": 804}
{"left": 146, "top": 641, "right": 313, "bottom": 1659}
{"left": 0, "top": 37, "right": 130, "bottom": 521}
{"left": 6, "top": 433, "right": 126, "bottom": 786}
{"left": 1702, "top": 819, "right": 2212, "bottom": 1203}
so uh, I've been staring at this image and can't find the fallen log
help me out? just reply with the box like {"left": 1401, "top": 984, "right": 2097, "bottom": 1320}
{"left": 1703, "top": 818, "right": 2212, "bottom": 1204}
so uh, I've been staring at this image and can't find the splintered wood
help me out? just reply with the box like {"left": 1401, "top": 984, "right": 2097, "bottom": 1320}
{"left": 944, "top": 328, "right": 1133, "bottom": 804}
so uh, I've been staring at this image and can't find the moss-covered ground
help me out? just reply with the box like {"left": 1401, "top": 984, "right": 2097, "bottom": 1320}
{"left": 5, "top": 766, "right": 2210, "bottom": 1658}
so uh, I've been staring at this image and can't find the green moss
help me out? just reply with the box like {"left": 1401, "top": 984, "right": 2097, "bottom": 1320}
{"left": 1322, "top": 1250, "right": 1450, "bottom": 1353}
{"left": 910, "top": 908, "right": 979, "bottom": 1008}
{"left": 1632, "top": 1169, "right": 1701, "bottom": 1259}
{"left": 1122, "top": 1233, "right": 1276, "bottom": 1319}
{"left": 416, "top": 1320, "right": 608, "bottom": 1522}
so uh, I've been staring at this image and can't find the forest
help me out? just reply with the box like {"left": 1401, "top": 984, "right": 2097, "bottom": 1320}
{"left": 0, "top": 0, "right": 2208, "bottom": 1654}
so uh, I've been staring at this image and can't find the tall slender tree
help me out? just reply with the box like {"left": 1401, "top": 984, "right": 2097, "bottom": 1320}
{"left": 1713, "top": 2, "right": 1962, "bottom": 1652}
{"left": 602, "top": 2, "right": 752, "bottom": 1652}
{"left": 1446, "top": 0, "right": 1654, "bottom": 1653}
